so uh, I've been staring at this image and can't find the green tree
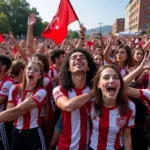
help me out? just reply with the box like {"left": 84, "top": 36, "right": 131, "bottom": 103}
{"left": 8, "top": 0, "right": 30, "bottom": 37}
{"left": 30, "top": 7, "right": 43, "bottom": 36}
{"left": 41, "top": 21, "right": 49, "bottom": 32}
{"left": 146, "top": 27, "right": 150, "bottom": 34}
{"left": 0, "top": 13, "right": 11, "bottom": 33}
{"left": 68, "top": 30, "right": 79, "bottom": 38}
{"left": 0, "top": 0, "right": 47, "bottom": 37}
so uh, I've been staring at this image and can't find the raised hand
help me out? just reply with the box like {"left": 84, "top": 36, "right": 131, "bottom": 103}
{"left": 80, "top": 24, "right": 86, "bottom": 38}
{"left": 108, "top": 35, "right": 116, "bottom": 44}
{"left": 139, "top": 52, "right": 150, "bottom": 70}
{"left": 28, "top": 13, "right": 37, "bottom": 27}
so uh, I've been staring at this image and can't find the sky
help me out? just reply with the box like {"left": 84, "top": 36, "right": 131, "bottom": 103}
{"left": 27, "top": 0, "right": 129, "bottom": 30}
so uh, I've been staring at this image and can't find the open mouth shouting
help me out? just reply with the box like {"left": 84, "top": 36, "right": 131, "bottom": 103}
{"left": 28, "top": 75, "right": 34, "bottom": 80}
{"left": 107, "top": 86, "right": 116, "bottom": 95}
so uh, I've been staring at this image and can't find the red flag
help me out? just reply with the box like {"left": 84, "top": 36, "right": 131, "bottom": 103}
{"left": 86, "top": 41, "right": 95, "bottom": 46}
{"left": 41, "top": 0, "right": 78, "bottom": 45}
{"left": 0, "top": 34, "right": 4, "bottom": 43}
{"left": 13, "top": 47, "right": 17, "bottom": 54}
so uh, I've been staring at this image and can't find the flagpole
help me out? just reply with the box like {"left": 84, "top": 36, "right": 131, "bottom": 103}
{"left": 78, "top": 20, "right": 82, "bottom": 27}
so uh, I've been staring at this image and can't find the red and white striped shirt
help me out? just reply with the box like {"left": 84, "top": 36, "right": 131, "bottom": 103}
{"left": 48, "top": 65, "right": 58, "bottom": 87}
{"left": 53, "top": 85, "right": 91, "bottom": 150}
{"left": 139, "top": 88, "right": 150, "bottom": 114}
{"left": 41, "top": 73, "right": 55, "bottom": 117}
{"left": 139, "top": 88, "right": 150, "bottom": 103}
{"left": 140, "top": 73, "right": 150, "bottom": 88}
{"left": 8, "top": 84, "right": 47, "bottom": 130}
{"left": 0, "top": 75, "right": 14, "bottom": 112}
{"left": 86, "top": 101, "right": 135, "bottom": 150}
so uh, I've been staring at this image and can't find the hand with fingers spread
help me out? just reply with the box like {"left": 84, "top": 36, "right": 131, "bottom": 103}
{"left": 28, "top": 13, "right": 37, "bottom": 27}
{"left": 139, "top": 52, "right": 150, "bottom": 70}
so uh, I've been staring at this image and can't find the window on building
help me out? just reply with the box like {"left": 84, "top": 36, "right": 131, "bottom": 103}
{"left": 146, "top": 23, "right": 150, "bottom": 27}
{"left": 148, "top": 5, "right": 150, "bottom": 10}
{"left": 147, "top": 14, "right": 150, "bottom": 19}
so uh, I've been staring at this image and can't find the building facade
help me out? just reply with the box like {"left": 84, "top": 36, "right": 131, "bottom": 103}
{"left": 125, "top": 0, "right": 150, "bottom": 33}
{"left": 112, "top": 18, "right": 125, "bottom": 35}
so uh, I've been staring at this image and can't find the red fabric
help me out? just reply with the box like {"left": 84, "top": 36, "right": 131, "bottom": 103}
{"left": 138, "top": 41, "right": 142, "bottom": 48}
{"left": 41, "top": 0, "right": 78, "bottom": 45}
{"left": 13, "top": 47, "right": 17, "bottom": 54}
{"left": 0, "top": 34, "right": 4, "bottom": 43}
{"left": 86, "top": 41, "right": 95, "bottom": 46}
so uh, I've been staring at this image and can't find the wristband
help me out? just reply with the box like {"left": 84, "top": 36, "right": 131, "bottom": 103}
{"left": 80, "top": 38, "right": 85, "bottom": 40}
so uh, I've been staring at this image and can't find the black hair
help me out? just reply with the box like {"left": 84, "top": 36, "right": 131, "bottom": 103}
{"left": 50, "top": 49, "right": 65, "bottom": 64}
{"left": 116, "top": 40, "right": 121, "bottom": 46}
{"left": 60, "top": 48, "right": 97, "bottom": 91}
{"left": 0, "top": 55, "right": 12, "bottom": 72}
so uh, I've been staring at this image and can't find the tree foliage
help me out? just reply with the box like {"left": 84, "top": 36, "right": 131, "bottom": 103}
{"left": 0, "top": 0, "right": 44, "bottom": 37}
{"left": 0, "top": 13, "right": 11, "bottom": 33}
{"left": 146, "top": 27, "right": 150, "bottom": 34}
{"left": 68, "top": 30, "right": 79, "bottom": 38}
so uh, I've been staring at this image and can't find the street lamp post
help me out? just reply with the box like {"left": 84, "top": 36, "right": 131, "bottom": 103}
{"left": 98, "top": 22, "right": 103, "bottom": 33}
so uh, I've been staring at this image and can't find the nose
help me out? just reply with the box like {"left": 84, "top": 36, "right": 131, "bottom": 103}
{"left": 109, "top": 77, "right": 115, "bottom": 83}
{"left": 76, "top": 55, "right": 82, "bottom": 60}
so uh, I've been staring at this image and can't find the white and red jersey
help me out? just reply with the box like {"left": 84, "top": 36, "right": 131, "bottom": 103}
{"left": 8, "top": 84, "right": 47, "bottom": 130}
{"left": 140, "top": 73, "right": 150, "bottom": 88}
{"left": 40, "top": 73, "right": 55, "bottom": 117}
{"left": 86, "top": 101, "right": 135, "bottom": 150}
{"left": 48, "top": 65, "right": 58, "bottom": 79}
{"left": 48, "top": 65, "right": 59, "bottom": 87}
{"left": 119, "top": 67, "right": 128, "bottom": 78}
{"left": 0, "top": 75, "right": 14, "bottom": 112}
{"left": 139, "top": 88, "right": 150, "bottom": 114}
{"left": 139, "top": 88, "right": 150, "bottom": 103}
{"left": 53, "top": 85, "right": 91, "bottom": 150}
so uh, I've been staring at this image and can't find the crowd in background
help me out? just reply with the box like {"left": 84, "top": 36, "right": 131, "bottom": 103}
{"left": 0, "top": 14, "right": 150, "bottom": 150}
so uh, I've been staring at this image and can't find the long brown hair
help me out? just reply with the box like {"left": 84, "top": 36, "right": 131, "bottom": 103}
{"left": 92, "top": 64, "right": 129, "bottom": 117}
{"left": 18, "top": 60, "right": 44, "bottom": 97}
{"left": 114, "top": 45, "right": 133, "bottom": 67}
{"left": 132, "top": 48, "right": 144, "bottom": 65}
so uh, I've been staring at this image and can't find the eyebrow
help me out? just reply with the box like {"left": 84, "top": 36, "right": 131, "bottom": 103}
{"left": 103, "top": 74, "right": 119, "bottom": 77}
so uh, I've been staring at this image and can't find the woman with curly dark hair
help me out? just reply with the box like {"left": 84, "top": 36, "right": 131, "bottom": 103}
{"left": 53, "top": 48, "right": 97, "bottom": 150}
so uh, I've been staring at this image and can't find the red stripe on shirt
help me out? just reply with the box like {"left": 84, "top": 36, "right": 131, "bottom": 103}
{"left": 75, "top": 89, "right": 87, "bottom": 150}
{"left": 98, "top": 106, "right": 109, "bottom": 150}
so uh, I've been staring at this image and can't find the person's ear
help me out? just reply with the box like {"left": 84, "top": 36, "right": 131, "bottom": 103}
{"left": 1, "top": 65, "right": 6, "bottom": 70}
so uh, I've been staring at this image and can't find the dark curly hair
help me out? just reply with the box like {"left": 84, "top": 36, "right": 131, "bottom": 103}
{"left": 60, "top": 48, "right": 97, "bottom": 91}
